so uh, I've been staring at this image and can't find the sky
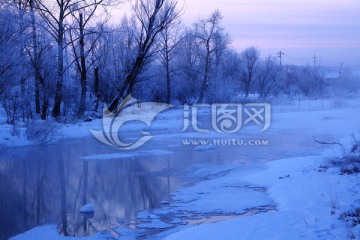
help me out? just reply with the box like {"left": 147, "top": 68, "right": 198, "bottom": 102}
{"left": 111, "top": 0, "right": 360, "bottom": 67}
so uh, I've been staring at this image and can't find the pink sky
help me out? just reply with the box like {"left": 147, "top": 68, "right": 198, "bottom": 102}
{"left": 182, "top": 0, "right": 360, "bottom": 66}
{"left": 111, "top": 0, "right": 360, "bottom": 66}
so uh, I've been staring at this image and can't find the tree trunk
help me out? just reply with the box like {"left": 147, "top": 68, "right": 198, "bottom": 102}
{"left": 107, "top": 53, "right": 145, "bottom": 112}
{"left": 30, "top": 0, "right": 41, "bottom": 114}
{"left": 94, "top": 67, "right": 100, "bottom": 112}
{"left": 52, "top": 22, "right": 64, "bottom": 119}
{"left": 163, "top": 33, "right": 172, "bottom": 104}
{"left": 165, "top": 53, "right": 171, "bottom": 104}
{"left": 41, "top": 98, "right": 48, "bottom": 120}
{"left": 78, "top": 13, "right": 87, "bottom": 118}
{"left": 198, "top": 43, "right": 211, "bottom": 103}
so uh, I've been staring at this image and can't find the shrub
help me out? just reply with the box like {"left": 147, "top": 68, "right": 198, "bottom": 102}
{"left": 26, "top": 120, "right": 60, "bottom": 144}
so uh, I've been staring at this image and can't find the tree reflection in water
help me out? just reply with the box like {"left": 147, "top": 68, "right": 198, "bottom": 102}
{"left": 0, "top": 131, "right": 312, "bottom": 239}
{"left": 0, "top": 138, "right": 182, "bottom": 239}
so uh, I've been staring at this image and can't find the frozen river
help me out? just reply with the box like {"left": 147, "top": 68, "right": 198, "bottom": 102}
{"left": 0, "top": 133, "right": 328, "bottom": 239}
{"left": 1, "top": 99, "right": 359, "bottom": 239}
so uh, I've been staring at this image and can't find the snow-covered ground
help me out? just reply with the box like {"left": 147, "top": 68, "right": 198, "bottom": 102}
{"left": 162, "top": 155, "right": 359, "bottom": 240}
{"left": 1, "top": 97, "right": 359, "bottom": 148}
{"left": 6, "top": 97, "right": 360, "bottom": 239}
{"left": 11, "top": 153, "right": 360, "bottom": 240}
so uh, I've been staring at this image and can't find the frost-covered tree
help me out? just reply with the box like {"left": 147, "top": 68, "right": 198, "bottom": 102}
{"left": 173, "top": 30, "right": 200, "bottom": 104}
{"left": 256, "top": 56, "right": 279, "bottom": 99}
{"left": 157, "top": 18, "right": 182, "bottom": 104}
{"left": 193, "top": 10, "right": 230, "bottom": 103}
{"left": 0, "top": 5, "right": 30, "bottom": 124}
{"left": 239, "top": 47, "right": 260, "bottom": 97}
{"left": 90, "top": 17, "right": 138, "bottom": 104}
{"left": 107, "top": 0, "right": 181, "bottom": 112}
{"left": 33, "top": 0, "right": 122, "bottom": 118}
{"left": 68, "top": 10, "right": 110, "bottom": 118}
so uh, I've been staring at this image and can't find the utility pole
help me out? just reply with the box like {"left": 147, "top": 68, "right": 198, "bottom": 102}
{"left": 278, "top": 51, "right": 285, "bottom": 66}
{"left": 340, "top": 62, "right": 343, "bottom": 74}
{"left": 313, "top": 54, "right": 318, "bottom": 67}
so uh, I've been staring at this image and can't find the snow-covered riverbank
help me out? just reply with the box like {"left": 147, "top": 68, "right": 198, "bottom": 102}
{"left": 11, "top": 152, "right": 360, "bottom": 240}
{"left": 162, "top": 154, "right": 360, "bottom": 240}
{"left": 6, "top": 97, "right": 360, "bottom": 239}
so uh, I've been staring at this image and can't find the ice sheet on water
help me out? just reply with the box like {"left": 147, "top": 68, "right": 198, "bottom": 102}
{"left": 137, "top": 210, "right": 160, "bottom": 220}
{"left": 162, "top": 155, "right": 360, "bottom": 240}
{"left": 185, "top": 163, "right": 236, "bottom": 179}
{"left": 113, "top": 227, "right": 145, "bottom": 240}
{"left": 81, "top": 149, "right": 174, "bottom": 161}
{"left": 136, "top": 219, "right": 173, "bottom": 229}
{"left": 9, "top": 225, "right": 111, "bottom": 240}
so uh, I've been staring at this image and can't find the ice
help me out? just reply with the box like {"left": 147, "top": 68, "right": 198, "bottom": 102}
{"left": 9, "top": 225, "right": 111, "bottom": 240}
{"left": 185, "top": 163, "right": 236, "bottom": 179}
{"left": 163, "top": 156, "right": 358, "bottom": 239}
{"left": 136, "top": 219, "right": 173, "bottom": 229}
{"left": 113, "top": 227, "right": 145, "bottom": 240}
{"left": 81, "top": 149, "right": 174, "bottom": 161}
{"left": 137, "top": 211, "right": 160, "bottom": 220}
{"left": 5, "top": 98, "right": 360, "bottom": 239}
{"left": 168, "top": 167, "right": 274, "bottom": 214}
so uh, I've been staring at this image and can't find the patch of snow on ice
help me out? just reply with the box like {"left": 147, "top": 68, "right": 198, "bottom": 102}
{"left": 80, "top": 204, "right": 94, "bottom": 213}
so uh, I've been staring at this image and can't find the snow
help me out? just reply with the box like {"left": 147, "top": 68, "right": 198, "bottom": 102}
{"left": 136, "top": 219, "right": 173, "bottom": 230}
{"left": 137, "top": 211, "right": 161, "bottom": 220}
{"left": 80, "top": 204, "right": 95, "bottom": 213}
{"left": 113, "top": 227, "right": 145, "bottom": 240}
{"left": 185, "top": 163, "right": 237, "bottom": 179}
{"left": 154, "top": 165, "right": 273, "bottom": 215}
{"left": 5, "top": 97, "right": 360, "bottom": 239}
{"left": 136, "top": 211, "right": 173, "bottom": 230}
{"left": 162, "top": 156, "right": 358, "bottom": 240}
{"left": 0, "top": 103, "right": 183, "bottom": 148}
{"left": 9, "top": 225, "right": 111, "bottom": 240}
{"left": 1, "top": 97, "right": 360, "bottom": 149}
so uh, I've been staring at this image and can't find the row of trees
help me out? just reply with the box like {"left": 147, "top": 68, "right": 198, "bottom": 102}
{"left": 0, "top": 0, "right": 358, "bottom": 124}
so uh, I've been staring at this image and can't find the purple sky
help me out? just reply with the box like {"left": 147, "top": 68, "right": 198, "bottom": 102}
{"left": 182, "top": 0, "right": 360, "bottom": 66}
{"left": 111, "top": 0, "right": 360, "bottom": 66}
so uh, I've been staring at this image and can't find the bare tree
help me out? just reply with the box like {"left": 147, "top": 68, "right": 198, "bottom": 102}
{"left": 157, "top": 18, "right": 181, "bottom": 104}
{"left": 4, "top": 0, "right": 55, "bottom": 120}
{"left": 301, "top": 65, "right": 326, "bottom": 98}
{"left": 174, "top": 30, "right": 200, "bottom": 104}
{"left": 69, "top": 9, "right": 108, "bottom": 118}
{"left": 28, "top": 0, "right": 42, "bottom": 115}
{"left": 107, "top": 0, "right": 181, "bottom": 112}
{"left": 90, "top": 17, "right": 138, "bottom": 105}
{"left": 256, "top": 56, "right": 279, "bottom": 99}
{"left": 194, "top": 10, "right": 229, "bottom": 103}
{"left": 33, "top": 0, "right": 121, "bottom": 118}
{"left": 0, "top": 3, "right": 30, "bottom": 124}
{"left": 240, "top": 47, "right": 259, "bottom": 97}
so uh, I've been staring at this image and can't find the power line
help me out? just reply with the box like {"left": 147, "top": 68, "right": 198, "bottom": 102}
{"left": 268, "top": 52, "right": 342, "bottom": 67}
{"left": 283, "top": 53, "right": 307, "bottom": 62}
